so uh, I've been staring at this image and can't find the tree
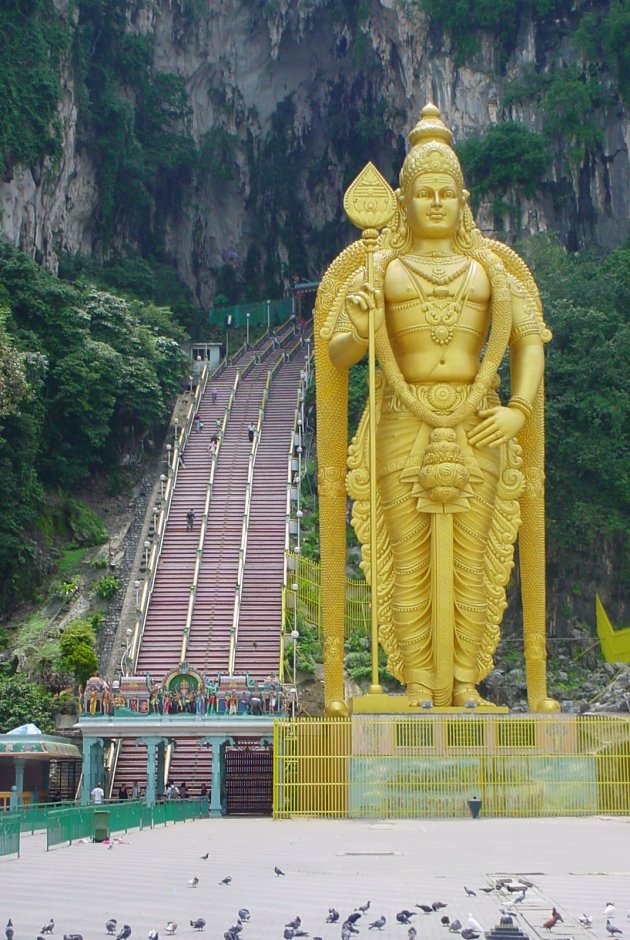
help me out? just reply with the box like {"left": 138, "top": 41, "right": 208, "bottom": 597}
{"left": 0, "top": 672, "right": 55, "bottom": 733}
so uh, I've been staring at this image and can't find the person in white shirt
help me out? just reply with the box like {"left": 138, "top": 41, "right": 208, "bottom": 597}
{"left": 91, "top": 783, "right": 105, "bottom": 804}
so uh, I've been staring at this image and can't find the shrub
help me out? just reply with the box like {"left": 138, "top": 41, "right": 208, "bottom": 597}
{"left": 94, "top": 575, "right": 121, "bottom": 599}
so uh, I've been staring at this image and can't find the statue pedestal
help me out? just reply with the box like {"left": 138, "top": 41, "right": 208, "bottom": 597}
{"left": 350, "top": 693, "right": 508, "bottom": 714}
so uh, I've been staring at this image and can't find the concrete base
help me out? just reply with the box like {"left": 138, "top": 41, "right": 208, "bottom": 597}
{"left": 350, "top": 693, "right": 509, "bottom": 714}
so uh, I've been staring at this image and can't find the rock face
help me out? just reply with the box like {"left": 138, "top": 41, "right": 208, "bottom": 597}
{"left": 1, "top": 0, "right": 628, "bottom": 299}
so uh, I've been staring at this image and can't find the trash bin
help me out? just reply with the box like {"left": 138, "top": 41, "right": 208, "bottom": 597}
{"left": 94, "top": 809, "right": 110, "bottom": 842}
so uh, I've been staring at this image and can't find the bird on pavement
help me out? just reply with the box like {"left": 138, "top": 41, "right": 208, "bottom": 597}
{"left": 441, "top": 916, "right": 451, "bottom": 926}
{"left": 219, "top": 876, "right": 232, "bottom": 886}
{"left": 274, "top": 866, "right": 285, "bottom": 876}
{"left": 190, "top": 921, "right": 206, "bottom": 932}
{"left": 449, "top": 920, "right": 463, "bottom": 933}
{"left": 344, "top": 913, "right": 362, "bottom": 926}
{"left": 501, "top": 916, "right": 514, "bottom": 927}
{"left": 5, "top": 921, "right": 13, "bottom": 940}
{"left": 42, "top": 921, "right": 55, "bottom": 935}
{"left": 148, "top": 931, "right": 158, "bottom": 940}
{"left": 200, "top": 853, "right": 209, "bottom": 861}
{"left": 461, "top": 930, "right": 480, "bottom": 940}
{"left": 116, "top": 927, "right": 131, "bottom": 940}
{"left": 237, "top": 910, "right": 250, "bottom": 923}
{"left": 63, "top": 935, "right": 83, "bottom": 940}
{"left": 480, "top": 887, "right": 494, "bottom": 894}
{"left": 417, "top": 904, "right": 434, "bottom": 914}
{"left": 188, "top": 877, "right": 199, "bottom": 888}
{"left": 467, "top": 915, "right": 484, "bottom": 933}
{"left": 165, "top": 925, "right": 177, "bottom": 936}
{"left": 433, "top": 902, "right": 447, "bottom": 911}
{"left": 326, "top": 910, "right": 340, "bottom": 924}
{"left": 579, "top": 915, "right": 593, "bottom": 929}
{"left": 606, "top": 921, "right": 622, "bottom": 937}
{"left": 106, "top": 921, "right": 118, "bottom": 935}
{"left": 285, "top": 917, "right": 301, "bottom": 930}
{"left": 409, "top": 930, "right": 418, "bottom": 940}
{"left": 397, "top": 912, "right": 417, "bottom": 925}
{"left": 465, "top": 887, "right": 476, "bottom": 897}
{"left": 605, "top": 905, "right": 617, "bottom": 918}
{"left": 283, "top": 930, "right": 308, "bottom": 940}
{"left": 358, "top": 902, "right": 371, "bottom": 914}
{"left": 369, "top": 916, "right": 386, "bottom": 930}
{"left": 543, "top": 913, "right": 562, "bottom": 930}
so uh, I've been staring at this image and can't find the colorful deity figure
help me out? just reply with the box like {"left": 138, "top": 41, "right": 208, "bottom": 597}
{"left": 316, "top": 104, "right": 559, "bottom": 714}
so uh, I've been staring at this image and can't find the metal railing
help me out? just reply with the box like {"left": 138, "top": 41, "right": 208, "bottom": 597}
{"left": 46, "top": 798, "right": 208, "bottom": 850}
{"left": 0, "top": 814, "right": 20, "bottom": 857}
{"left": 273, "top": 715, "right": 630, "bottom": 819}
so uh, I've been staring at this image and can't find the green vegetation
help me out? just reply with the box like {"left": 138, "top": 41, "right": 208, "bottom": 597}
{"left": 573, "top": 1, "right": 630, "bottom": 103}
{"left": 59, "top": 618, "right": 99, "bottom": 685}
{"left": 0, "top": 0, "right": 67, "bottom": 175}
{"left": 456, "top": 122, "right": 550, "bottom": 208}
{"left": 0, "top": 670, "right": 55, "bottom": 734}
{"left": 94, "top": 575, "right": 121, "bottom": 599}
{"left": 0, "top": 241, "right": 188, "bottom": 610}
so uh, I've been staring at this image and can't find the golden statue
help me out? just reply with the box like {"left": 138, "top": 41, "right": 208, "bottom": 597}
{"left": 314, "top": 104, "right": 560, "bottom": 714}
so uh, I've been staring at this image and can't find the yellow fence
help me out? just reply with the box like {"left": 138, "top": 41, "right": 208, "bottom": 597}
{"left": 273, "top": 714, "right": 630, "bottom": 818}
{"left": 285, "top": 552, "right": 370, "bottom": 637}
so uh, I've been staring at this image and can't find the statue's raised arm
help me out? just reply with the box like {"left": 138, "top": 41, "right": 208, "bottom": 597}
{"left": 315, "top": 104, "right": 559, "bottom": 714}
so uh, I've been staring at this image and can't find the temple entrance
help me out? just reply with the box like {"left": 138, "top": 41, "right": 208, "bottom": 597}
{"left": 224, "top": 744, "right": 273, "bottom": 816}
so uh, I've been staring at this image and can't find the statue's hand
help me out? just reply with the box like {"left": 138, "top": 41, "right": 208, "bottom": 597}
{"left": 468, "top": 406, "right": 525, "bottom": 449}
{"left": 346, "top": 283, "right": 384, "bottom": 341}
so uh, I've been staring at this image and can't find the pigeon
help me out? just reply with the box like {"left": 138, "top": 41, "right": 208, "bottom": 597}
{"left": 467, "top": 915, "right": 484, "bottom": 933}
{"left": 42, "top": 921, "right": 55, "bottom": 935}
{"left": 64, "top": 935, "right": 83, "bottom": 940}
{"left": 148, "top": 932, "right": 158, "bottom": 940}
{"left": 501, "top": 916, "right": 515, "bottom": 927}
{"left": 449, "top": 921, "right": 463, "bottom": 933}
{"left": 188, "top": 877, "right": 199, "bottom": 888}
{"left": 274, "top": 865, "right": 286, "bottom": 876}
{"left": 441, "top": 916, "right": 451, "bottom": 926}
{"left": 409, "top": 930, "right": 418, "bottom": 940}
{"left": 165, "top": 926, "right": 177, "bottom": 937}
{"left": 237, "top": 911, "right": 250, "bottom": 923}
{"left": 579, "top": 915, "right": 593, "bottom": 929}
{"left": 433, "top": 902, "right": 448, "bottom": 911}
{"left": 106, "top": 922, "right": 118, "bottom": 936}
{"left": 417, "top": 904, "right": 434, "bottom": 914}
{"left": 285, "top": 918, "right": 301, "bottom": 930}
{"left": 190, "top": 921, "right": 206, "bottom": 932}
{"left": 116, "top": 928, "right": 131, "bottom": 940}
{"left": 605, "top": 905, "right": 617, "bottom": 918}
{"left": 544, "top": 914, "right": 562, "bottom": 930}
{"left": 480, "top": 887, "right": 495, "bottom": 894}
{"left": 369, "top": 917, "right": 386, "bottom": 930}
{"left": 5, "top": 922, "right": 13, "bottom": 940}
{"left": 397, "top": 912, "right": 417, "bottom": 925}
{"left": 553, "top": 909, "right": 564, "bottom": 923}
{"left": 200, "top": 853, "right": 209, "bottom": 861}
{"left": 461, "top": 931, "right": 480, "bottom": 940}
{"left": 219, "top": 876, "right": 232, "bottom": 885}
{"left": 606, "top": 922, "right": 622, "bottom": 937}
{"left": 358, "top": 902, "right": 372, "bottom": 914}
{"left": 283, "top": 930, "right": 308, "bottom": 940}
{"left": 344, "top": 912, "right": 362, "bottom": 925}
{"left": 343, "top": 928, "right": 360, "bottom": 938}
{"left": 326, "top": 909, "right": 340, "bottom": 924}
{"left": 464, "top": 887, "right": 477, "bottom": 897}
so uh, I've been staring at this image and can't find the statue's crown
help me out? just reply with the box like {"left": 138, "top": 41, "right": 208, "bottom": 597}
{"left": 400, "top": 103, "right": 462, "bottom": 192}
{"left": 408, "top": 103, "right": 453, "bottom": 148}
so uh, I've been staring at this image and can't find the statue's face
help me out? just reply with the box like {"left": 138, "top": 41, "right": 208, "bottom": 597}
{"left": 404, "top": 172, "right": 462, "bottom": 241}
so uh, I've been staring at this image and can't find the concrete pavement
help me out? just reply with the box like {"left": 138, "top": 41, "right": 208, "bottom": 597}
{"left": 1, "top": 816, "right": 629, "bottom": 940}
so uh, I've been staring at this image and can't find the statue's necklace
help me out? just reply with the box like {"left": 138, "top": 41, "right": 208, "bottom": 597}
{"left": 402, "top": 253, "right": 470, "bottom": 286}
{"left": 400, "top": 257, "right": 475, "bottom": 346}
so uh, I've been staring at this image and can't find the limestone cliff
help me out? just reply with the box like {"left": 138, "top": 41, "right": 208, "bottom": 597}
{"left": 1, "top": 0, "right": 628, "bottom": 305}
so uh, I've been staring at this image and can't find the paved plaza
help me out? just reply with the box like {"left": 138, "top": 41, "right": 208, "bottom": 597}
{"left": 1, "top": 815, "right": 629, "bottom": 940}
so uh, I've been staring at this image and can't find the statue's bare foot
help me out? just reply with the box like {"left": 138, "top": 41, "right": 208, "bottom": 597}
{"left": 407, "top": 684, "right": 433, "bottom": 707}
{"left": 452, "top": 684, "right": 492, "bottom": 708}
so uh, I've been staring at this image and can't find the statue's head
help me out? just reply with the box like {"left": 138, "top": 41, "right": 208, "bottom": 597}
{"left": 387, "top": 104, "right": 477, "bottom": 252}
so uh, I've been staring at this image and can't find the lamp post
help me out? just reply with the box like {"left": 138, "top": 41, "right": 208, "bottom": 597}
{"left": 291, "top": 629, "right": 299, "bottom": 709}
{"left": 266, "top": 299, "right": 271, "bottom": 333}
{"left": 160, "top": 473, "right": 166, "bottom": 500}
{"left": 296, "top": 444, "right": 302, "bottom": 514}
{"left": 143, "top": 540, "right": 151, "bottom": 569}
{"left": 225, "top": 313, "right": 232, "bottom": 362}
{"left": 174, "top": 417, "right": 179, "bottom": 445}
{"left": 246, "top": 311, "right": 250, "bottom": 348}
{"left": 296, "top": 509, "right": 303, "bottom": 554}
{"left": 189, "top": 373, "right": 194, "bottom": 395}
{"left": 134, "top": 579, "right": 141, "bottom": 609}
{"left": 166, "top": 444, "right": 172, "bottom": 470}
{"left": 122, "top": 627, "right": 133, "bottom": 676}
{"left": 152, "top": 506, "right": 159, "bottom": 532}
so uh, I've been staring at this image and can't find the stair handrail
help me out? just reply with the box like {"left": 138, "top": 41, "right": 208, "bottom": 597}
{"left": 179, "top": 370, "right": 241, "bottom": 665}
{"left": 279, "top": 387, "right": 301, "bottom": 681}
{"left": 228, "top": 369, "right": 274, "bottom": 674}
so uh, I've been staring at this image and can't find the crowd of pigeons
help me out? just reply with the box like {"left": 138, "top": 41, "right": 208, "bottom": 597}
{"left": 4, "top": 870, "right": 628, "bottom": 940}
